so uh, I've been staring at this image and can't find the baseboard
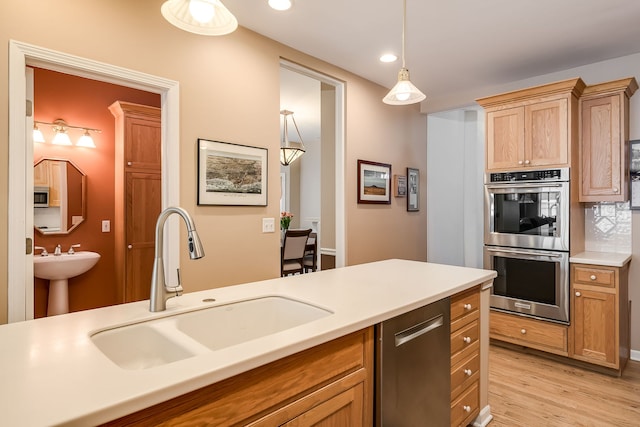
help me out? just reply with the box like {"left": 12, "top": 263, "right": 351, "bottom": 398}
{"left": 472, "top": 405, "right": 493, "bottom": 427}
{"left": 631, "top": 349, "right": 640, "bottom": 362}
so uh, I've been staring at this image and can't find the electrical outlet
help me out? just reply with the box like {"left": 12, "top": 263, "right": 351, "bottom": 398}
{"left": 102, "top": 220, "right": 111, "bottom": 233}
{"left": 262, "top": 218, "right": 275, "bottom": 233}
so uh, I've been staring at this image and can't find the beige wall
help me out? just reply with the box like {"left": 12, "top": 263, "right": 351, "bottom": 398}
{"left": 0, "top": 0, "right": 428, "bottom": 323}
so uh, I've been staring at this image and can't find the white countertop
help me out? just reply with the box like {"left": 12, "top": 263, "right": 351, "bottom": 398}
{"left": 569, "top": 251, "right": 632, "bottom": 267}
{"left": 0, "top": 259, "right": 495, "bottom": 426}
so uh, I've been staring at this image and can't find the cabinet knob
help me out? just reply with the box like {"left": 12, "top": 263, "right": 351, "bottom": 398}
{"left": 463, "top": 336, "right": 471, "bottom": 344}
{"left": 518, "top": 160, "right": 524, "bottom": 165}
{"left": 575, "top": 291, "right": 581, "bottom": 297}
{"left": 520, "top": 329, "right": 526, "bottom": 335}
{"left": 463, "top": 303, "right": 472, "bottom": 310}
{"left": 613, "top": 188, "right": 618, "bottom": 193}
{"left": 590, "top": 275, "right": 596, "bottom": 281}
{"left": 127, "top": 161, "right": 132, "bottom": 166}
{"left": 464, "top": 368, "right": 473, "bottom": 376}
{"left": 524, "top": 160, "right": 530, "bottom": 165}
{"left": 128, "top": 244, "right": 133, "bottom": 249}
{"left": 463, "top": 405, "right": 471, "bottom": 413}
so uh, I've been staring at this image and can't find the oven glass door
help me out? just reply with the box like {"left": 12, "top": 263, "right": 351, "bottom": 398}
{"left": 485, "top": 246, "right": 569, "bottom": 324}
{"left": 485, "top": 182, "right": 569, "bottom": 251}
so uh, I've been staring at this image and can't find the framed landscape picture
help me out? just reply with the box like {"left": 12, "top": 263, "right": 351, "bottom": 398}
{"left": 357, "top": 159, "right": 391, "bottom": 204}
{"left": 197, "top": 139, "right": 268, "bottom": 206}
{"left": 407, "top": 167, "right": 419, "bottom": 211}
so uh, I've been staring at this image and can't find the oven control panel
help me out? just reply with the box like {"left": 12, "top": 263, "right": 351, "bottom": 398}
{"left": 487, "top": 168, "right": 568, "bottom": 183}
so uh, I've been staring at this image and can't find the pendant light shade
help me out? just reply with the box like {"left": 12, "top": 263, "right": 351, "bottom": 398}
{"left": 161, "top": 0, "right": 238, "bottom": 36}
{"left": 383, "top": 0, "right": 426, "bottom": 105}
{"left": 279, "top": 110, "right": 306, "bottom": 166}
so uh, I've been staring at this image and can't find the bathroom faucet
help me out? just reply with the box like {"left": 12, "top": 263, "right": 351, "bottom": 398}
{"left": 53, "top": 245, "right": 62, "bottom": 256}
{"left": 149, "top": 207, "right": 205, "bottom": 312}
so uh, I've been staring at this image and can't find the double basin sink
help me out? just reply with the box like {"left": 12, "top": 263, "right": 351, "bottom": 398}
{"left": 91, "top": 296, "right": 333, "bottom": 370}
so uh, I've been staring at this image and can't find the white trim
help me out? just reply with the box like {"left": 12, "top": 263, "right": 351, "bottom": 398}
{"left": 279, "top": 59, "right": 346, "bottom": 268}
{"left": 631, "top": 349, "right": 640, "bottom": 362}
{"left": 320, "top": 248, "right": 336, "bottom": 257}
{"left": 8, "top": 40, "right": 180, "bottom": 322}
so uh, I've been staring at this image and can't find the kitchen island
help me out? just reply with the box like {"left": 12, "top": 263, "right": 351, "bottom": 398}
{"left": 0, "top": 259, "right": 495, "bottom": 426}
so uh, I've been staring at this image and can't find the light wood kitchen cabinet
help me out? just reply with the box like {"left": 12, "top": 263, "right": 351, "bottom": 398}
{"left": 102, "top": 327, "right": 374, "bottom": 427}
{"left": 451, "top": 286, "right": 481, "bottom": 427}
{"left": 34, "top": 159, "right": 63, "bottom": 207}
{"left": 477, "top": 78, "right": 585, "bottom": 172}
{"left": 571, "top": 263, "right": 630, "bottom": 374}
{"left": 490, "top": 310, "right": 568, "bottom": 356}
{"left": 579, "top": 78, "right": 638, "bottom": 202}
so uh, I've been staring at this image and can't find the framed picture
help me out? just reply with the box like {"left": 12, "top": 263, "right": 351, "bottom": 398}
{"left": 631, "top": 140, "right": 640, "bottom": 209}
{"left": 407, "top": 167, "right": 419, "bottom": 211}
{"left": 394, "top": 174, "right": 407, "bottom": 197}
{"left": 357, "top": 160, "right": 391, "bottom": 204}
{"left": 197, "top": 139, "right": 267, "bottom": 206}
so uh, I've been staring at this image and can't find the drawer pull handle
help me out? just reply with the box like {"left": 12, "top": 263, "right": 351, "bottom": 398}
{"left": 463, "top": 336, "right": 471, "bottom": 344}
{"left": 463, "top": 405, "right": 471, "bottom": 413}
{"left": 464, "top": 368, "right": 473, "bottom": 376}
{"left": 590, "top": 275, "right": 596, "bottom": 281}
{"left": 521, "top": 329, "right": 526, "bottom": 335}
{"left": 463, "top": 303, "right": 472, "bottom": 310}
{"left": 575, "top": 291, "right": 581, "bottom": 297}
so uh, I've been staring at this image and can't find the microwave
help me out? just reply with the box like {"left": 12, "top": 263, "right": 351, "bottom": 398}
{"left": 34, "top": 186, "right": 49, "bottom": 208}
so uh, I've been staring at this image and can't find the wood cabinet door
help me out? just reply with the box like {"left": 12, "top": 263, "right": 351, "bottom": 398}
{"left": 580, "top": 94, "right": 623, "bottom": 201}
{"left": 124, "top": 115, "right": 161, "bottom": 170}
{"left": 48, "top": 160, "right": 63, "bottom": 207}
{"left": 283, "top": 383, "right": 364, "bottom": 427}
{"left": 486, "top": 107, "right": 524, "bottom": 170}
{"left": 524, "top": 98, "right": 568, "bottom": 167}
{"left": 572, "top": 287, "right": 617, "bottom": 367}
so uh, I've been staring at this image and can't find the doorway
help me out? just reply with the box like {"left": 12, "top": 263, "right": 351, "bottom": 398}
{"left": 8, "top": 40, "right": 180, "bottom": 322}
{"left": 279, "top": 60, "right": 345, "bottom": 270}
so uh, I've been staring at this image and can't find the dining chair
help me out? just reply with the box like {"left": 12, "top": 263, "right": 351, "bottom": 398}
{"left": 303, "top": 232, "right": 318, "bottom": 273}
{"left": 281, "top": 229, "right": 312, "bottom": 276}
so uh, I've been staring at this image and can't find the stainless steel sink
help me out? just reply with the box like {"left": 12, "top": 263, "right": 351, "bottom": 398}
{"left": 90, "top": 296, "right": 333, "bottom": 370}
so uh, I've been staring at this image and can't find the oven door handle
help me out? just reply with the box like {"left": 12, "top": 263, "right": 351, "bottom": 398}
{"left": 485, "top": 183, "right": 564, "bottom": 190}
{"left": 485, "top": 247, "right": 563, "bottom": 258}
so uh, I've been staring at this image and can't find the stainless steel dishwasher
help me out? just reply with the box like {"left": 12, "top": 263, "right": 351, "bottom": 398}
{"left": 375, "top": 298, "right": 451, "bottom": 426}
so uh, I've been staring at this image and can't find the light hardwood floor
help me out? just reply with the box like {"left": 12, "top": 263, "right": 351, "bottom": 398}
{"left": 489, "top": 345, "right": 640, "bottom": 426}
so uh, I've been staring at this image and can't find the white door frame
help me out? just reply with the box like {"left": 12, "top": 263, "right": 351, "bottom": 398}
{"left": 8, "top": 40, "right": 180, "bottom": 322}
{"left": 279, "top": 59, "right": 346, "bottom": 268}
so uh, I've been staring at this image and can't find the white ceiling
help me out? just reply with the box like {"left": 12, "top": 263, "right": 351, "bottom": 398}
{"left": 225, "top": 0, "right": 640, "bottom": 108}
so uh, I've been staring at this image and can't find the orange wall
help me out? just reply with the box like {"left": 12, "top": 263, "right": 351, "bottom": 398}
{"left": 32, "top": 68, "right": 160, "bottom": 317}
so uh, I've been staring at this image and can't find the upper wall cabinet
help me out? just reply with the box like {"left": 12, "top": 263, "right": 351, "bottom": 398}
{"left": 477, "top": 78, "right": 585, "bottom": 172}
{"left": 579, "top": 78, "right": 638, "bottom": 202}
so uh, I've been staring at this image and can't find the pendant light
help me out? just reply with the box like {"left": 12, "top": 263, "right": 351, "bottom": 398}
{"left": 279, "top": 110, "right": 306, "bottom": 166}
{"left": 161, "top": 0, "right": 238, "bottom": 36}
{"left": 383, "top": 0, "right": 426, "bottom": 105}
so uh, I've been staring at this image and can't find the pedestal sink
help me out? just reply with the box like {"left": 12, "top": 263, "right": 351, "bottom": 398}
{"left": 33, "top": 251, "right": 100, "bottom": 316}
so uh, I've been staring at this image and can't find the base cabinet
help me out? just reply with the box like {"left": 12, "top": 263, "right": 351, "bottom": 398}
{"left": 571, "top": 263, "right": 630, "bottom": 373}
{"left": 102, "top": 328, "right": 374, "bottom": 427}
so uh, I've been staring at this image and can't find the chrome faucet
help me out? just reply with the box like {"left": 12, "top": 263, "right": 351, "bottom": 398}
{"left": 150, "top": 207, "right": 205, "bottom": 312}
{"left": 53, "top": 244, "right": 62, "bottom": 256}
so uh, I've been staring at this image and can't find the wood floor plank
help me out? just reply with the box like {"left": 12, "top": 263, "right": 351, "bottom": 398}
{"left": 489, "top": 345, "right": 640, "bottom": 426}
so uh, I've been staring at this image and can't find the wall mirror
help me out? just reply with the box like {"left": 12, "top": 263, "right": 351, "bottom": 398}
{"left": 33, "top": 158, "right": 86, "bottom": 235}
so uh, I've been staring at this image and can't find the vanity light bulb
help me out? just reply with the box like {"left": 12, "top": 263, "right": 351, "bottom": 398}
{"left": 33, "top": 127, "right": 45, "bottom": 143}
{"left": 77, "top": 132, "right": 96, "bottom": 148}
{"left": 268, "top": 0, "right": 292, "bottom": 11}
{"left": 52, "top": 130, "right": 72, "bottom": 146}
{"left": 189, "top": 0, "right": 216, "bottom": 23}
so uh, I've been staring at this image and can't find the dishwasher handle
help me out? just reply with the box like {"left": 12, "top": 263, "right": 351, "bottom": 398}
{"left": 394, "top": 314, "right": 444, "bottom": 347}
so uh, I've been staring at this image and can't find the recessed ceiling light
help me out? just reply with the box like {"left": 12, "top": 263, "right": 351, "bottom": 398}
{"left": 269, "top": 0, "right": 292, "bottom": 11}
{"left": 379, "top": 54, "right": 398, "bottom": 63}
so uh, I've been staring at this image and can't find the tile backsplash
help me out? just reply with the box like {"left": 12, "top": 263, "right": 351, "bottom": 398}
{"left": 584, "top": 202, "right": 632, "bottom": 253}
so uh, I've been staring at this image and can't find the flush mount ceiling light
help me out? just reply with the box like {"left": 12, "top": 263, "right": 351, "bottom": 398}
{"left": 161, "top": 0, "right": 238, "bottom": 36}
{"left": 383, "top": 0, "right": 426, "bottom": 105}
{"left": 379, "top": 53, "right": 398, "bottom": 63}
{"left": 268, "top": 0, "right": 293, "bottom": 11}
{"left": 34, "top": 119, "right": 101, "bottom": 148}
{"left": 279, "top": 110, "right": 306, "bottom": 166}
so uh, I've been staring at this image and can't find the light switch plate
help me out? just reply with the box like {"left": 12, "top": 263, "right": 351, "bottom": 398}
{"left": 102, "top": 220, "right": 111, "bottom": 233}
{"left": 262, "top": 218, "right": 275, "bottom": 233}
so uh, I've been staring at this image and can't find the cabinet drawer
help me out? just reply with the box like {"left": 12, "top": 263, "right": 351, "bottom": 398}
{"left": 573, "top": 266, "right": 615, "bottom": 288}
{"left": 451, "top": 320, "right": 479, "bottom": 366}
{"left": 451, "top": 287, "right": 480, "bottom": 327}
{"left": 490, "top": 311, "right": 567, "bottom": 354}
{"left": 451, "top": 352, "right": 479, "bottom": 401}
{"left": 450, "top": 380, "right": 479, "bottom": 427}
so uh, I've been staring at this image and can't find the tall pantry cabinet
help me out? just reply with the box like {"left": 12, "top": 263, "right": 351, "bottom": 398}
{"left": 109, "top": 101, "right": 162, "bottom": 304}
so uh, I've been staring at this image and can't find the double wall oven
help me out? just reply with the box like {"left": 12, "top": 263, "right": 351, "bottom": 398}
{"left": 484, "top": 168, "right": 570, "bottom": 324}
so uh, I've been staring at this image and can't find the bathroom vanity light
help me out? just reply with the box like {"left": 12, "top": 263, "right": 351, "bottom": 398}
{"left": 161, "top": 0, "right": 238, "bottom": 36}
{"left": 383, "top": 0, "right": 426, "bottom": 105}
{"left": 279, "top": 110, "right": 306, "bottom": 166}
{"left": 34, "top": 119, "right": 101, "bottom": 148}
